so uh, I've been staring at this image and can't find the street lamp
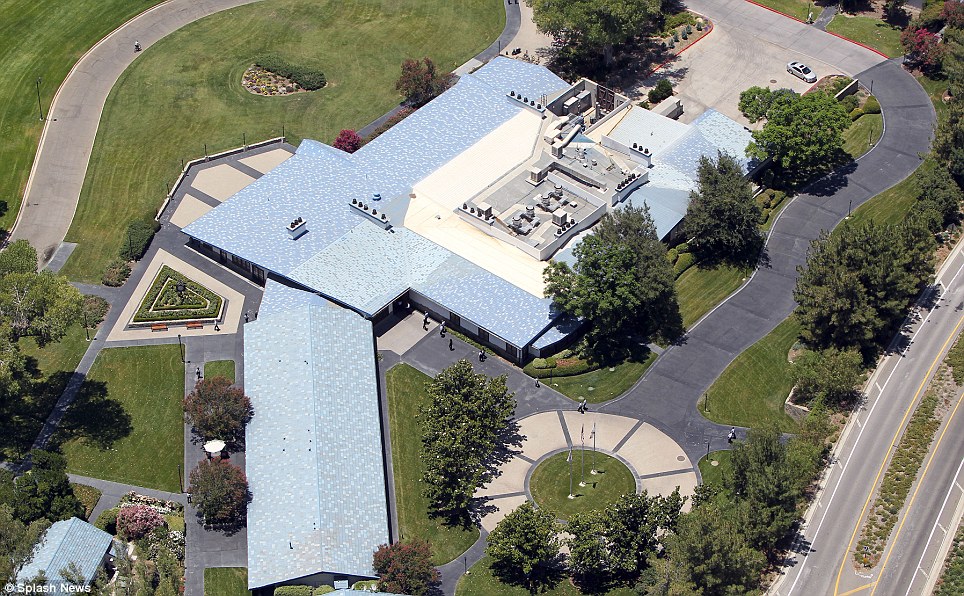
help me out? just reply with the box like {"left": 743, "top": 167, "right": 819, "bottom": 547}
{"left": 177, "top": 333, "right": 184, "bottom": 363}
{"left": 82, "top": 311, "right": 90, "bottom": 342}
{"left": 36, "top": 77, "right": 44, "bottom": 121}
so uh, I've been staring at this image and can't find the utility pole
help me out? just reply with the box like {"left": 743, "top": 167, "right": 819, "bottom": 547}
{"left": 36, "top": 77, "right": 44, "bottom": 120}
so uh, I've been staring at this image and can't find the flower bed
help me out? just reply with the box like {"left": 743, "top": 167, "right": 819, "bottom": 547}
{"left": 132, "top": 265, "right": 224, "bottom": 323}
{"left": 242, "top": 65, "right": 304, "bottom": 96}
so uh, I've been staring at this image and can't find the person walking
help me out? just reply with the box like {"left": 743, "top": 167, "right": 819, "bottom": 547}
{"left": 478, "top": 349, "right": 485, "bottom": 362}
{"left": 449, "top": 338, "right": 454, "bottom": 351}
{"left": 196, "top": 366, "right": 201, "bottom": 381}
{"left": 423, "top": 312, "right": 430, "bottom": 330}
{"left": 439, "top": 322, "right": 446, "bottom": 337}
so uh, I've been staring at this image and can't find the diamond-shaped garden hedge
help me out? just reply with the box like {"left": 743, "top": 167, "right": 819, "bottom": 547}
{"left": 133, "top": 265, "right": 224, "bottom": 323}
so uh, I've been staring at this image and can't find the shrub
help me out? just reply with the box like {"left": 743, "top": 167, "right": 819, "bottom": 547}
{"left": 676, "top": 242, "right": 690, "bottom": 254}
{"left": 532, "top": 358, "right": 550, "bottom": 369}
{"left": 102, "top": 258, "right": 131, "bottom": 287}
{"left": 666, "top": 248, "right": 679, "bottom": 264}
{"left": 117, "top": 505, "right": 165, "bottom": 540}
{"left": 396, "top": 57, "right": 452, "bottom": 107}
{"left": 119, "top": 219, "right": 159, "bottom": 261}
{"left": 840, "top": 94, "right": 859, "bottom": 113}
{"left": 662, "top": 11, "right": 696, "bottom": 36}
{"left": 82, "top": 295, "right": 110, "bottom": 328}
{"left": 366, "top": 107, "right": 414, "bottom": 144}
{"left": 132, "top": 265, "right": 223, "bottom": 322}
{"left": 333, "top": 129, "right": 362, "bottom": 153}
{"left": 850, "top": 107, "right": 865, "bottom": 121}
{"left": 255, "top": 54, "right": 326, "bottom": 90}
{"left": 863, "top": 95, "right": 881, "bottom": 114}
{"left": 273, "top": 587, "right": 312, "bottom": 596}
{"left": 674, "top": 252, "right": 696, "bottom": 277}
{"left": 648, "top": 79, "right": 674, "bottom": 104}
{"left": 828, "top": 76, "right": 854, "bottom": 96}
{"left": 373, "top": 539, "right": 439, "bottom": 595}
{"left": 95, "top": 507, "right": 119, "bottom": 534}
{"left": 312, "top": 587, "right": 335, "bottom": 595}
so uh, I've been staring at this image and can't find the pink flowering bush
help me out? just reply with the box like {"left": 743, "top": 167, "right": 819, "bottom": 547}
{"left": 117, "top": 504, "right": 165, "bottom": 540}
{"left": 900, "top": 27, "right": 946, "bottom": 71}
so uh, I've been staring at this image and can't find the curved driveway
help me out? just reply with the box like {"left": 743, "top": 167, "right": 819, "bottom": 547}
{"left": 599, "top": 0, "right": 936, "bottom": 464}
{"left": 9, "top": 0, "right": 264, "bottom": 266}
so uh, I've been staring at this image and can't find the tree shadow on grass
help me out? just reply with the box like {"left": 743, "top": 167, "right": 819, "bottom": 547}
{"left": 51, "top": 377, "right": 132, "bottom": 450}
{"left": 0, "top": 362, "right": 72, "bottom": 462}
{"left": 490, "top": 552, "right": 568, "bottom": 595}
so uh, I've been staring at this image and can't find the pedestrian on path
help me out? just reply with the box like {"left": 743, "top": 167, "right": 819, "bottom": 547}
{"left": 449, "top": 338, "right": 454, "bottom": 351}
{"left": 440, "top": 322, "right": 446, "bottom": 338}
{"left": 478, "top": 349, "right": 485, "bottom": 362}
{"left": 728, "top": 427, "right": 736, "bottom": 444}
{"left": 244, "top": 312, "right": 249, "bottom": 324}
{"left": 214, "top": 321, "right": 220, "bottom": 332}
{"left": 196, "top": 367, "right": 201, "bottom": 381}
{"left": 577, "top": 399, "right": 588, "bottom": 414}
{"left": 423, "top": 312, "right": 430, "bottom": 330}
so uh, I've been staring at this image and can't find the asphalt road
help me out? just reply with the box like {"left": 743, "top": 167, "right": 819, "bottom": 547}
{"left": 771, "top": 242, "right": 964, "bottom": 596}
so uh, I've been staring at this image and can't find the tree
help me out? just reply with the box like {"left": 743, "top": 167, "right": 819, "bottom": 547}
{"left": 0, "top": 240, "right": 38, "bottom": 277}
{"left": 604, "top": 490, "right": 683, "bottom": 581}
{"left": 395, "top": 57, "right": 452, "bottom": 107}
{"left": 738, "top": 86, "right": 774, "bottom": 123}
{"left": 333, "top": 129, "right": 362, "bottom": 153}
{"left": 0, "top": 505, "right": 50, "bottom": 587}
{"left": 884, "top": 0, "right": 906, "bottom": 22}
{"left": 944, "top": 0, "right": 964, "bottom": 29}
{"left": 794, "top": 347, "right": 864, "bottom": 405}
{"left": 11, "top": 450, "right": 83, "bottom": 525}
{"left": 486, "top": 501, "right": 561, "bottom": 592}
{"left": 726, "top": 428, "right": 801, "bottom": 556}
{"left": 188, "top": 458, "right": 248, "bottom": 525}
{"left": 0, "top": 335, "right": 28, "bottom": 412}
{"left": 527, "top": 0, "right": 661, "bottom": 66}
{"left": 544, "top": 203, "right": 682, "bottom": 361}
{"left": 794, "top": 219, "right": 934, "bottom": 356}
{"left": 914, "top": 163, "right": 963, "bottom": 230}
{"left": 420, "top": 360, "right": 516, "bottom": 522}
{"left": 0, "top": 270, "right": 83, "bottom": 345}
{"left": 184, "top": 376, "right": 253, "bottom": 445}
{"left": 901, "top": 27, "right": 946, "bottom": 71}
{"left": 660, "top": 503, "right": 765, "bottom": 595}
{"left": 747, "top": 90, "right": 851, "bottom": 176}
{"left": 372, "top": 539, "right": 439, "bottom": 595}
{"left": 683, "top": 152, "right": 763, "bottom": 267}
{"left": 566, "top": 511, "right": 609, "bottom": 588}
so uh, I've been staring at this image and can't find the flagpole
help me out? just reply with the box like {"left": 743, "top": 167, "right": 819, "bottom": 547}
{"left": 567, "top": 446, "right": 574, "bottom": 499}
{"left": 579, "top": 424, "right": 586, "bottom": 487}
{"left": 590, "top": 422, "right": 597, "bottom": 475}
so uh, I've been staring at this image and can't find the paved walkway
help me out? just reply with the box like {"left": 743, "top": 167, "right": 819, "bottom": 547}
{"left": 68, "top": 473, "right": 186, "bottom": 524}
{"left": 8, "top": 0, "right": 265, "bottom": 267}
{"left": 812, "top": 2, "right": 838, "bottom": 31}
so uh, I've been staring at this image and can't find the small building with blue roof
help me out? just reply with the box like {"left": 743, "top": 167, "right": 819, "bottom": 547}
{"left": 17, "top": 517, "right": 115, "bottom": 593}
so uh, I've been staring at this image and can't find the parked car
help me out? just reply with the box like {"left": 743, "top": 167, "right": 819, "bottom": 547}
{"left": 787, "top": 61, "right": 817, "bottom": 83}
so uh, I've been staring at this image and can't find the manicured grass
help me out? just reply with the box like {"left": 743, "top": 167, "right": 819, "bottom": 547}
{"left": 697, "top": 450, "right": 732, "bottom": 487}
{"left": 0, "top": 0, "right": 168, "bottom": 234}
{"left": 456, "top": 555, "right": 636, "bottom": 596}
{"left": 750, "top": 0, "right": 821, "bottom": 22}
{"left": 59, "top": 345, "right": 184, "bottom": 492}
{"left": 0, "top": 323, "right": 91, "bottom": 462}
{"left": 530, "top": 452, "right": 636, "bottom": 520}
{"left": 204, "top": 568, "right": 249, "bottom": 596}
{"left": 204, "top": 360, "right": 236, "bottom": 384}
{"left": 385, "top": 364, "right": 479, "bottom": 565}
{"left": 827, "top": 14, "right": 903, "bottom": 58}
{"left": 676, "top": 264, "right": 746, "bottom": 329}
{"left": 70, "top": 483, "right": 102, "bottom": 520}
{"left": 843, "top": 113, "right": 883, "bottom": 159}
{"left": 849, "top": 159, "right": 937, "bottom": 227}
{"left": 60, "top": 0, "right": 504, "bottom": 281}
{"left": 547, "top": 352, "right": 657, "bottom": 404}
{"left": 700, "top": 317, "right": 800, "bottom": 433}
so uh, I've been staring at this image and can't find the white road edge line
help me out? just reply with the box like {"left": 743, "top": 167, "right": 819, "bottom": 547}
{"left": 904, "top": 457, "right": 964, "bottom": 596}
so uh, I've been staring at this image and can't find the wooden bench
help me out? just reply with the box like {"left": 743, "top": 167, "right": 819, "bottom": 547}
{"left": 151, "top": 323, "right": 168, "bottom": 332}
{"left": 186, "top": 322, "right": 204, "bottom": 330}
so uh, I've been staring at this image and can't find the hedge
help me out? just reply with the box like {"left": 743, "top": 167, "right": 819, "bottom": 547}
{"left": 676, "top": 242, "right": 690, "bottom": 254}
{"left": 312, "top": 588, "right": 335, "bottom": 595}
{"left": 674, "top": 252, "right": 696, "bottom": 277}
{"left": 82, "top": 295, "right": 110, "bottom": 327}
{"left": 863, "top": 95, "right": 881, "bottom": 114}
{"left": 95, "top": 507, "right": 119, "bottom": 534}
{"left": 132, "top": 265, "right": 223, "bottom": 322}
{"left": 120, "top": 219, "right": 160, "bottom": 261}
{"left": 840, "top": 94, "right": 859, "bottom": 113}
{"left": 666, "top": 248, "right": 679, "bottom": 264}
{"left": 850, "top": 107, "right": 865, "bottom": 121}
{"left": 102, "top": 258, "right": 131, "bottom": 287}
{"left": 274, "top": 586, "right": 312, "bottom": 596}
{"left": 525, "top": 358, "right": 597, "bottom": 378}
{"left": 255, "top": 54, "right": 327, "bottom": 91}
{"left": 648, "top": 79, "right": 674, "bottom": 104}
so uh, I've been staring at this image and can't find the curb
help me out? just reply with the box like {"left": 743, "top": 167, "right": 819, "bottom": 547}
{"left": 644, "top": 16, "right": 714, "bottom": 80}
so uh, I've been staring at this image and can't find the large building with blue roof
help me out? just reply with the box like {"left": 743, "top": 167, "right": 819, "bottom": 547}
{"left": 181, "top": 57, "right": 760, "bottom": 591}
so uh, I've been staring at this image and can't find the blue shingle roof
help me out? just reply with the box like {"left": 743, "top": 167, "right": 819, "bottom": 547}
{"left": 244, "top": 300, "right": 388, "bottom": 589}
{"left": 17, "top": 518, "right": 113, "bottom": 591}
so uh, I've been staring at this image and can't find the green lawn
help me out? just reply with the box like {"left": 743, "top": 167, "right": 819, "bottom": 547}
{"left": 204, "top": 568, "right": 249, "bottom": 596}
{"left": 700, "top": 317, "right": 800, "bottom": 433}
{"left": 843, "top": 113, "right": 883, "bottom": 159}
{"left": 0, "top": 323, "right": 91, "bottom": 462}
{"left": 456, "top": 555, "right": 636, "bottom": 596}
{"left": 0, "top": 0, "right": 168, "bottom": 234}
{"left": 58, "top": 345, "right": 185, "bottom": 492}
{"left": 70, "top": 482, "right": 102, "bottom": 520}
{"left": 385, "top": 364, "right": 479, "bottom": 565}
{"left": 751, "top": 0, "right": 821, "bottom": 22}
{"left": 676, "top": 265, "right": 745, "bottom": 329}
{"left": 697, "top": 450, "right": 732, "bottom": 487}
{"left": 547, "top": 352, "right": 657, "bottom": 404}
{"left": 60, "top": 0, "right": 503, "bottom": 281}
{"left": 530, "top": 452, "right": 636, "bottom": 520}
{"left": 204, "top": 360, "right": 236, "bottom": 384}
{"left": 849, "top": 158, "right": 937, "bottom": 227}
{"left": 827, "top": 14, "right": 903, "bottom": 58}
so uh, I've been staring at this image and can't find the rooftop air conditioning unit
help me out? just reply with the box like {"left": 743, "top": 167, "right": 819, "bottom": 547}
{"left": 288, "top": 217, "right": 308, "bottom": 240}
{"left": 477, "top": 202, "right": 493, "bottom": 219}
{"left": 552, "top": 210, "right": 569, "bottom": 227}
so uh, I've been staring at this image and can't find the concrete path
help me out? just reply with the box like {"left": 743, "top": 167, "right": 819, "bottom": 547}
{"left": 68, "top": 473, "right": 186, "bottom": 524}
{"left": 8, "top": 0, "right": 264, "bottom": 267}
{"left": 812, "top": 2, "right": 838, "bottom": 31}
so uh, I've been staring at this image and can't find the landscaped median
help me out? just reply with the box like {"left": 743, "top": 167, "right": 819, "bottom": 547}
{"left": 523, "top": 348, "right": 657, "bottom": 404}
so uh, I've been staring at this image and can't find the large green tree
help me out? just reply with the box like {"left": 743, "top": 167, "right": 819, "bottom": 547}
{"left": 5, "top": 450, "right": 84, "bottom": 525}
{"left": 0, "top": 505, "right": 50, "bottom": 587}
{"left": 420, "top": 360, "right": 516, "bottom": 523}
{"left": 487, "top": 501, "right": 561, "bottom": 592}
{"left": 913, "top": 163, "right": 963, "bottom": 231}
{"left": 527, "top": 0, "right": 661, "bottom": 65}
{"left": 183, "top": 376, "right": 253, "bottom": 446}
{"left": 794, "top": 347, "right": 864, "bottom": 405}
{"left": 683, "top": 152, "right": 763, "bottom": 267}
{"left": 794, "top": 218, "right": 934, "bottom": 357}
{"left": 566, "top": 511, "right": 609, "bottom": 589}
{"left": 747, "top": 90, "right": 851, "bottom": 176}
{"left": 0, "top": 270, "right": 83, "bottom": 345}
{"left": 544, "top": 203, "right": 682, "bottom": 361}
{"left": 0, "top": 240, "right": 38, "bottom": 277}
